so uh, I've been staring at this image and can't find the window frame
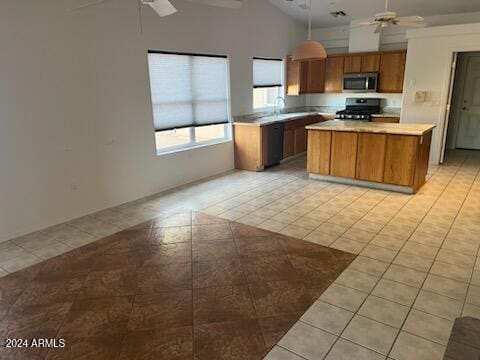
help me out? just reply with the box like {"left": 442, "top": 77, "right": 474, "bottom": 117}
{"left": 252, "top": 57, "right": 285, "bottom": 112}
{"left": 154, "top": 123, "right": 232, "bottom": 156}
{"left": 147, "top": 50, "right": 233, "bottom": 155}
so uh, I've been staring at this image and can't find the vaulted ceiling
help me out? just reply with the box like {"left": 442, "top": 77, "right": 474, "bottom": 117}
{"left": 268, "top": 0, "right": 480, "bottom": 28}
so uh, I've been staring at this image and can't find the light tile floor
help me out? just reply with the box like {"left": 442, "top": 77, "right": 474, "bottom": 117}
{"left": 2, "top": 150, "right": 480, "bottom": 359}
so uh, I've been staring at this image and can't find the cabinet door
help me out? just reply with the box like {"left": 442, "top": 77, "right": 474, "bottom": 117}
{"left": 324, "top": 56, "right": 344, "bottom": 93}
{"left": 379, "top": 51, "right": 406, "bottom": 93}
{"left": 344, "top": 55, "right": 362, "bottom": 73}
{"left": 356, "top": 133, "right": 386, "bottom": 182}
{"left": 286, "top": 57, "right": 308, "bottom": 95}
{"left": 305, "top": 59, "right": 326, "bottom": 93}
{"left": 234, "top": 125, "right": 263, "bottom": 171}
{"left": 307, "top": 130, "right": 331, "bottom": 175}
{"left": 330, "top": 132, "right": 358, "bottom": 178}
{"left": 361, "top": 54, "right": 380, "bottom": 72}
{"left": 294, "top": 126, "right": 307, "bottom": 154}
{"left": 384, "top": 134, "right": 418, "bottom": 186}
{"left": 284, "top": 129, "right": 295, "bottom": 158}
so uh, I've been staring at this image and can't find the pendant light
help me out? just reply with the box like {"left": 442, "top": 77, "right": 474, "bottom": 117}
{"left": 292, "top": 0, "right": 327, "bottom": 61}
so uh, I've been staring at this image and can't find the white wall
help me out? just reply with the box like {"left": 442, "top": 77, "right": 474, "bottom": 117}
{"left": 306, "top": 93, "right": 403, "bottom": 109}
{"left": 401, "top": 23, "right": 480, "bottom": 164}
{"left": 0, "top": 0, "right": 306, "bottom": 241}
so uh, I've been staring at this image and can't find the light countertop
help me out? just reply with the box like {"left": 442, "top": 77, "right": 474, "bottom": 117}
{"left": 233, "top": 111, "right": 400, "bottom": 127}
{"left": 306, "top": 120, "right": 435, "bottom": 136}
{"left": 233, "top": 112, "right": 327, "bottom": 126}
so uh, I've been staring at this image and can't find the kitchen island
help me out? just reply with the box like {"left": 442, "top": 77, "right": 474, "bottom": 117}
{"left": 306, "top": 120, "right": 436, "bottom": 194}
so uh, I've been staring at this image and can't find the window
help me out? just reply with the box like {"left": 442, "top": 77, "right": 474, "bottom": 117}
{"left": 253, "top": 57, "right": 284, "bottom": 110}
{"left": 147, "top": 51, "right": 231, "bottom": 154}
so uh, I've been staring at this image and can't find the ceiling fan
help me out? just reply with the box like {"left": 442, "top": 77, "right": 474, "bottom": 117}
{"left": 356, "top": 0, "right": 425, "bottom": 33}
{"left": 70, "top": 0, "right": 243, "bottom": 16}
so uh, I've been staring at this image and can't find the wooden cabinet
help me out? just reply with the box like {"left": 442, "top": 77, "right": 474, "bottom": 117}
{"left": 234, "top": 125, "right": 265, "bottom": 171}
{"left": 324, "top": 56, "right": 344, "bottom": 93}
{"left": 330, "top": 132, "right": 358, "bottom": 178}
{"left": 361, "top": 54, "right": 380, "bottom": 72}
{"left": 378, "top": 51, "right": 407, "bottom": 93}
{"left": 344, "top": 55, "right": 362, "bottom": 73}
{"left": 294, "top": 127, "right": 307, "bottom": 154}
{"left": 283, "top": 129, "right": 295, "bottom": 158}
{"left": 287, "top": 50, "right": 407, "bottom": 95}
{"left": 384, "top": 135, "right": 418, "bottom": 186}
{"left": 307, "top": 131, "right": 331, "bottom": 175}
{"left": 306, "top": 127, "right": 433, "bottom": 193}
{"left": 305, "top": 60, "right": 326, "bottom": 93}
{"left": 356, "top": 133, "right": 386, "bottom": 182}
{"left": 372, "top": 117, "right": 400, "bottom": 123}
{"left": 286, "top": 56, "right": 308, "bottom": 95}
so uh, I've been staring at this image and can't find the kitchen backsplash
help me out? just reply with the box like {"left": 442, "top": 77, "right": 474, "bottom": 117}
{"left": 306, "top": 93, "right": 404, "bottom": 109}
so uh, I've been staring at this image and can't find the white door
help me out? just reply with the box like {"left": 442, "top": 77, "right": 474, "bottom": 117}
{"left": 456, "top": 56, "right": 480, "bottom": 150}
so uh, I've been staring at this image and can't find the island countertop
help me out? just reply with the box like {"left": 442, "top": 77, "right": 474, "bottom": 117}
{"left": 306, "top": 120, "right": 435, "bottom": 136}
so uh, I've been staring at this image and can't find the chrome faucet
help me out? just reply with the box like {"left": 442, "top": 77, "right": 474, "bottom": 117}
{"left": 273, "top": 96, "right": 286, "bottom": 115}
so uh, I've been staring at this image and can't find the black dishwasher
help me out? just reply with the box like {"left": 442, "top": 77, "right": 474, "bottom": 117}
{"left": 265, "top": 123, "right": 284, "bottom": 167}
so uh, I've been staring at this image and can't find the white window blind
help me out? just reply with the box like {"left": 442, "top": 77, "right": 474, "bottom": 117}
{"left": 253, "top": 58, "right": 283, "bottom": 88}
{"left": 148, "top": 51, "right": 230, "bottom": 132}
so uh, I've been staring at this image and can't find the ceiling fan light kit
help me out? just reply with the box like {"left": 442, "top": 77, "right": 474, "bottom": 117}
{"left": 292, "top": 0, "right": 327, "bottom": 61}
{"left": 357, "top": 0, "right": 425, "bottom": 33}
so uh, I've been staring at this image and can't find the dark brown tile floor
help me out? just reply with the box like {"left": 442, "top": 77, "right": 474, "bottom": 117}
{"left": 0, "top": 211, "right": 355, "bottom": 360}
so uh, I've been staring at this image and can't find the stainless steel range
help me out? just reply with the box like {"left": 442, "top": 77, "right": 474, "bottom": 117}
{"left": 335, "top": 98, "right": 381, "bottom": 121}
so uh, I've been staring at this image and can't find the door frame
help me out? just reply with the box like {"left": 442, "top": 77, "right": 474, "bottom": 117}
{"left": 440, "top": 47, "right": 480, "bottom": 163}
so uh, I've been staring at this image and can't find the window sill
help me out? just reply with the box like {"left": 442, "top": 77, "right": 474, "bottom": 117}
{"left": 156, "top": 138, "right": 232, "bottom": 156}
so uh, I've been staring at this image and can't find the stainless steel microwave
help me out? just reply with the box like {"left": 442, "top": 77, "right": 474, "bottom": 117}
{"left": 343, "top": 73, "right": 379, "bottom": 93}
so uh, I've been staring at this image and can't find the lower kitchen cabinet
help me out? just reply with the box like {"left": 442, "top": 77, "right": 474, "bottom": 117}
{"left": 306, "top": 130, "right": 331, "bottom": 175}
{"left": 235, "top": 115, "right": 326, "bottom": 171}
{"left": 294, "top": 127, "right": 307, "bottom": 154}
{"left": 283, "top": 129, "right": 295, "bottom": 158}
{"left": 330, "top": 132, "right": 358, "bottom": 178}
{"left": 356, "top": 133, "right": 387, "bottom": 182}
{"left": 383, "top": 134, "right": 418, "bottom": 186}
{"left": 306, "top": 128, "right": 433, "bottom": 193}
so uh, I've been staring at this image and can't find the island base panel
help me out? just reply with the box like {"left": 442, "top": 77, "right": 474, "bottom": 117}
{"left": 309, "top": 173, "right": 415, "bottom": 194}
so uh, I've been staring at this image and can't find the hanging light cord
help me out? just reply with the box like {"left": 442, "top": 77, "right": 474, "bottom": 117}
{"left": 308, "top": 0, "right": 312, "bottom": 40}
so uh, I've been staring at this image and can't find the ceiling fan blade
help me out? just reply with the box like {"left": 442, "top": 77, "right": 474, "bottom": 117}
{"left": 395, "top": 15, "right": 424, "bottom": 23}
{"left": 142, "top": 0, "right": 177, "bottom": 17}
{"left": 374, "top": 23, "right": 384, "bottom": 33}
{"left": 357, "top": 21, "right": 378, "bottom": 26}
{"left": 396, "top": 21, "right": 426, "bottom": 28}
{"left": 69, "top": 0, "right": 109, "bottom": 11}
{"left": 187, "top": 0, "right": 242, "bottom": 9}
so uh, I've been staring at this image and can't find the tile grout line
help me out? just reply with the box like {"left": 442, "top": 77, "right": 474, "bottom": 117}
{"left": 320, "top": 156, "right": 468, "bottom": 359}
{"left": 382, "top": 154, "right": 475, "bottom": 358}
{"left": 459, "top": 164, "right": 480, "bottom": 317}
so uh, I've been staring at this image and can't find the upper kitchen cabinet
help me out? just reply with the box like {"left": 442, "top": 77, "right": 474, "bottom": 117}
{"left": 305, "top": 59, "right": 326, "bottom": 93}
{"left": 378, "top": 51, "right": 407, "bottom": 93}
{"left": 286, "top": 57, "right": 326, "bottom": 94}
{"left": 286, "top": 49, "right": 407, "bottom": 95}
{"left": 344, "top": 55, "right": 362, "bottom": 73}
{"left": 286, "top": 56, "right": 307, "bottom": 95}
{"left": 324, "top": 56, "right": 344, "bottom": 93}
{"left": 361, "top": 54, "right": 381, "bottom": 72}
